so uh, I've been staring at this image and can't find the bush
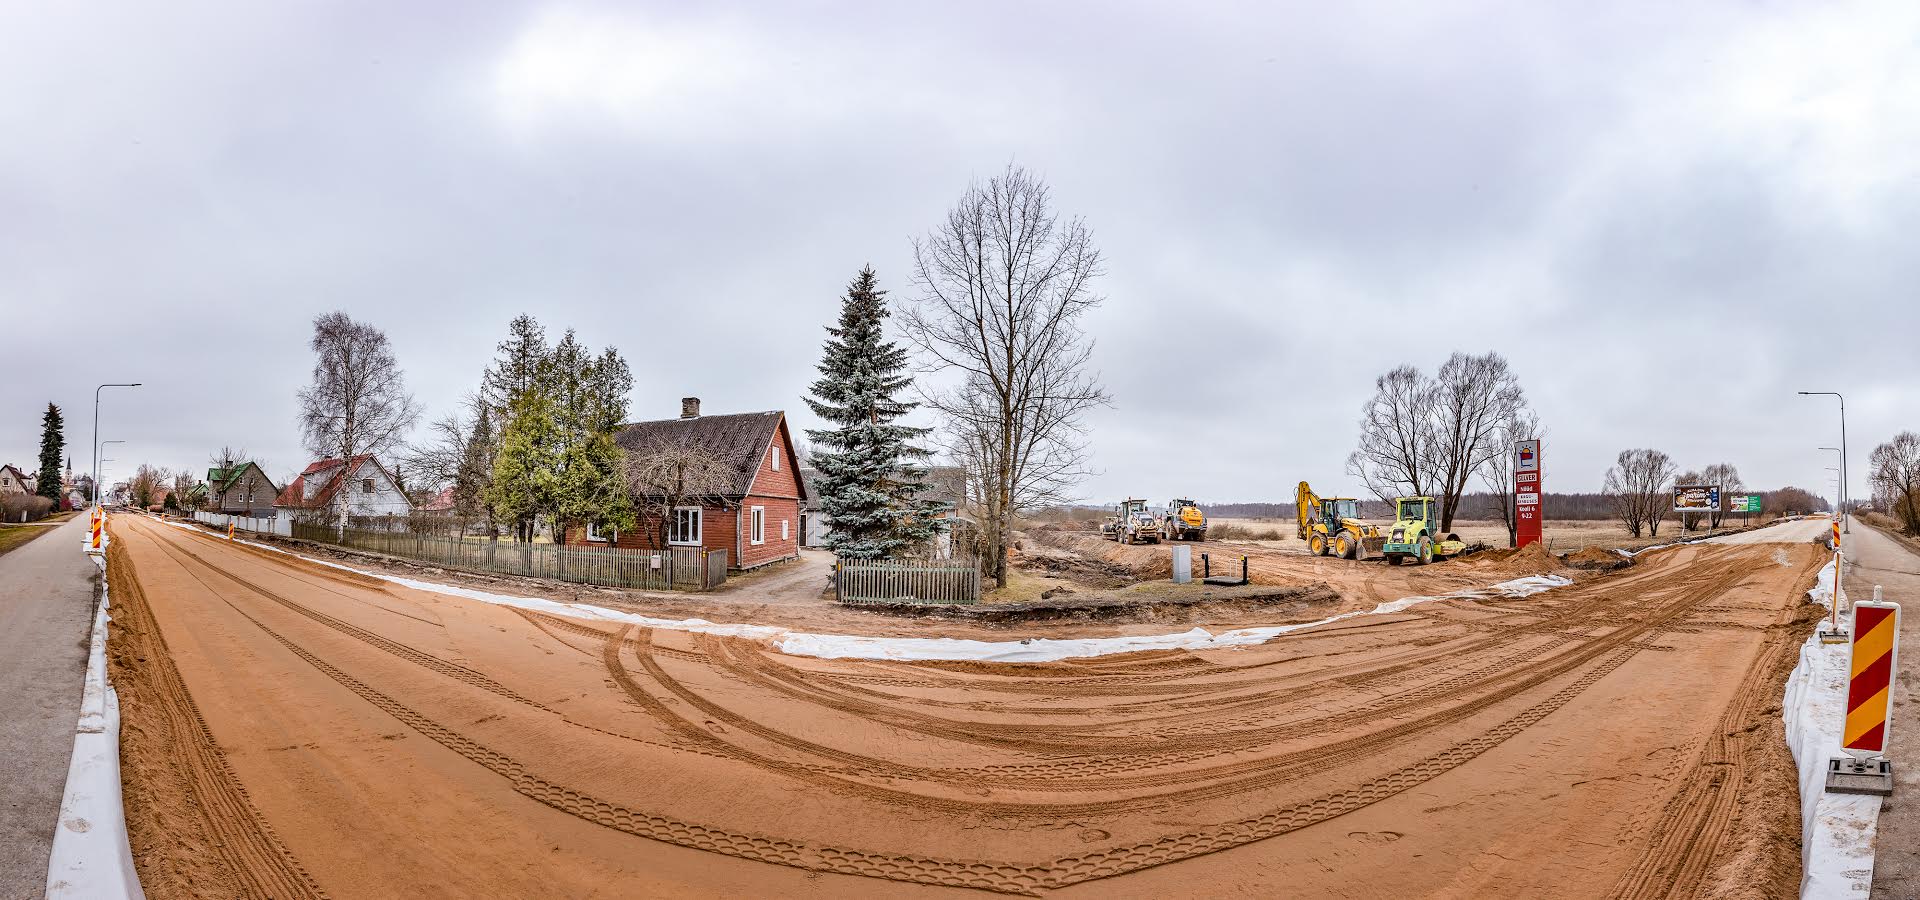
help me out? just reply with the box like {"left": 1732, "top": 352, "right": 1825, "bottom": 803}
{"left": 1211, "top": 522, "right": 1286, "bottom": 541}
{"left": 1, "top": 493, "right": 55, "bottom": 523}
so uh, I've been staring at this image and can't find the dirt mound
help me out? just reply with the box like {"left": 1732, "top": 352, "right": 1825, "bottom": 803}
{"left": 1019, "top": 529, "right": 1172, "bottom": 580}
{"left": 1563, "top": 546, "right": 1632, "bottom": 571}
{"left": 1461, "top": 541, "right": 1563, "bottom": 576}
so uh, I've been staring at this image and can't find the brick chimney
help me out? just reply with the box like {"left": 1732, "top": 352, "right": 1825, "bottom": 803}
{"left": 681, "top": 397, "right": 701, "bottom": 419}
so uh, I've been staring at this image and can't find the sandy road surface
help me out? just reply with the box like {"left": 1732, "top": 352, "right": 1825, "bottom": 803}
{"left": 110, "top": 513, "right": 1826, "bottom": 898}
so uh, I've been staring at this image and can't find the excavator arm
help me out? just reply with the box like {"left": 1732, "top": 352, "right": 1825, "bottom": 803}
{"left": 1296, "top": 481, "right": 1320, "bottom": 541}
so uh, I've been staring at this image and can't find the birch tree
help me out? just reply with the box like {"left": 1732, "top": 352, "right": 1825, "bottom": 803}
{"left": 902, "top": 164, "right": 1109, "bottom": 585}
{"left": 296, "top": 311, "right": 421, "bottom": 525}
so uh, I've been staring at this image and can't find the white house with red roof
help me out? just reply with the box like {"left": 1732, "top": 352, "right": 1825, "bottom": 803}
{"left": 275, "top": 455, "right": 411, "bottom": 526}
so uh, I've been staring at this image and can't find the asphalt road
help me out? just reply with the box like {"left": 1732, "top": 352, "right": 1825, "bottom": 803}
{"left": 0, "top": 514, "right": 98, "bottom": 900}
{"left": 1841, "top": 518, "right": 1920, "bottom": 899}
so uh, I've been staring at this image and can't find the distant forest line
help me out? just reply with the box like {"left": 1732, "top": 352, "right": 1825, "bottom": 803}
{"left": 1055, "top": 489, "right": 1830, "bottom": 521}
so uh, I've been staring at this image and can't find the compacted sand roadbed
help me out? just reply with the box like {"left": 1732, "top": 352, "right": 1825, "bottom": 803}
{"left": 108, "top": 514, "right": 1819, "bottom": 898}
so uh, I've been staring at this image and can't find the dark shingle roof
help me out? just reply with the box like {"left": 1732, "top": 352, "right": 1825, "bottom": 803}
{"left": 615, "top": 411, "right": 796, "bottom": 499}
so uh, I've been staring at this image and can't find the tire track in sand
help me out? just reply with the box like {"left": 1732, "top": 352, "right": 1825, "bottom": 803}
{"left": 109, "top": 528, "right": 331, "bottom": 899}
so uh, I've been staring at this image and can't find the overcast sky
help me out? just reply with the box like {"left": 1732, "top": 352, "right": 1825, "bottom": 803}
{"left": 4, "top": 1, "right": 1914, "bottom": 507}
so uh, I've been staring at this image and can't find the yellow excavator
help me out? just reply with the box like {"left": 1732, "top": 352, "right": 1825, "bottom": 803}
{"left": 1296, "top": 481, "right": 1382, "bottom": 560}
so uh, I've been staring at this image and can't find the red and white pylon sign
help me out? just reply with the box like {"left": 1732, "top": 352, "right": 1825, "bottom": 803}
{"left": 1843, "top": 595, "right": 1901, "bottom": 757}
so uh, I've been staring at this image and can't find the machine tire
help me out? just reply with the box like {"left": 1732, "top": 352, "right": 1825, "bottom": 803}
{"left": 1387, "top": 554, "right": 1403, "bottom": 566}
{"left": 1417, "top": 536, "right": 1433, "bottom": 565}
{"left": 1343, "top": 534, "right": 1360, "bottom": 560}
{"left": 1310, "top": 533, "right": 1328, "bottom": 556}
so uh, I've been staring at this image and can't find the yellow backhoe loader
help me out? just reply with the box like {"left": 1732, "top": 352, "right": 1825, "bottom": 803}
{"left": 1296, "top": 481, "right": 1382, "bottom": 560}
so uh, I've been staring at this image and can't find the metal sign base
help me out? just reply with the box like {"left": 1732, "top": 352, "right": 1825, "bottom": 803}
{"left": 1825, "top": 757, "right": 1894, "bottom": 796}
{"left": 1818, "top": 628, "right": 1850, "bottom": 645}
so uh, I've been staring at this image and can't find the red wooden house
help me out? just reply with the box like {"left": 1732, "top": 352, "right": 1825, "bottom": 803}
{"left": 566, "top": 398, "right": 806, "bottom": 570}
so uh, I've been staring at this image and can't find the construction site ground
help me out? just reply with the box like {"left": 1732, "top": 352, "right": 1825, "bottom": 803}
{"left": 108, "top": 513, "right": 1831, "bottom": 897}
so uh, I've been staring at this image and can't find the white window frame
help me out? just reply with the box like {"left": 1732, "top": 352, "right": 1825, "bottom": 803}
{"left": 750, "top": 506, "right": 766, "bottom": 545}
{"left": 771, "top": 446, "right": 781, "bottom": 471}
{"left": 669, "top": 506, "right": 703, "bottom": 546}
{"left": 585, "top": 522, "right": 614, "bottom": 543}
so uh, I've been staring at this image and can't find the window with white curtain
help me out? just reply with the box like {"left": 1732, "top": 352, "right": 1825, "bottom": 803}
{"left": 669, "top": 507, "right": 703, "bottom": 545}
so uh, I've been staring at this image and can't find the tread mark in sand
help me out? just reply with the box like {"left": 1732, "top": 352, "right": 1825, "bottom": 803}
{"left": 109, "top": 522, "right": 329, "bottom": 899}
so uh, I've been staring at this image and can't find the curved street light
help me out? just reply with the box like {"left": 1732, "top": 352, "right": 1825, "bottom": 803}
{"left": 92, "top": 383, "right": 141, "bottom": 507}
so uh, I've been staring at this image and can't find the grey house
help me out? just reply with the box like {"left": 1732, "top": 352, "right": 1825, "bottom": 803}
{"left": 206, "top": 461, "right": 279, "bottom": 516}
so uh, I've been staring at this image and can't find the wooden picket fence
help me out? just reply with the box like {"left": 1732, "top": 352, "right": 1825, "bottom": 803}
{"left": 834, "top": 556, "right": 980, "bottom": 606}
{"left": 289, "top": 523, "right": 726, "bottom": 592}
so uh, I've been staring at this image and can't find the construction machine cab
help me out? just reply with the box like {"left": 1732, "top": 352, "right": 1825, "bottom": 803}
{"left": 1397, "top": 497, "right": 1436, "bottom": 533}
{"left": 1323, "top": 498, "right": 1360, "bottom": 528}
{"left": 1383, "top": 496, "right": 1463, "bottom": 565}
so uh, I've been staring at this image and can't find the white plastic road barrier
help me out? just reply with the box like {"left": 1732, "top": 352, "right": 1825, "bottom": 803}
{"left": 157, "top": 519, "right": 1571, "bottom": 664}
{"left": 1782, "top": 559, "right": 1880, "bottom": 898}
{"left": 45, "top": 551, "right": 144, "bottom": 899}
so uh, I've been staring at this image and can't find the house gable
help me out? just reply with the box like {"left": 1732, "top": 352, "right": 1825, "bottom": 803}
{"left": 743, "top": 414, "right": 804, "bottom": 501}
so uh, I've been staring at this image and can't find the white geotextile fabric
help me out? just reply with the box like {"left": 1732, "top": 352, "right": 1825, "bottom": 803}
{"left": 159, "top": 519, "right": 1570, "bottom": 663}
{"left": 1783, "top": 558, "right": 1880, "bottom": 898}
{"left": 45, "top": 551, "right": 144, "bottom": 899}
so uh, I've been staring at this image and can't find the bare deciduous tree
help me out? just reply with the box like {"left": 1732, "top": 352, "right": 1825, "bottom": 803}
{"left": 402, "top": 400, "right": 477, "bottom": 501}
{"left": 128, "top": 464, "right": 170, "bottom": 509}
{"left": 171, "top": 469, "right": 206, "bottom": 512}
{"left": 903, "top": 164, "right": 1109, "bottom": 585}
{"left": 297, "top": 311, "right": 421, "bottom": 525}
{"left": 1348, "top": 352, "right": 1527, "bottom": 530}
{"left": 1475, "top": 407, "right": 1542, "bottom": 547}
{"left": 1674, "top": 469, "right": 1707, "bottom": 532}
{"left": 1348, "top": 365, "right": 1436, "bottom": 502}
{"left": 1869, "top": 432, "right": 1920, "bottom": 534}
{"left": 1603, "top": 448, "right": 1675, "bottom": 538}
{"left": 625, "top": 441, "right": 734, "bottom": 552}
{"left": 1702, "top": 462, "right": 1744, "bottom": 529}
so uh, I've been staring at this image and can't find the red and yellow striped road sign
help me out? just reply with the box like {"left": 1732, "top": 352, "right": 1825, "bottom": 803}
{"left": 1832, "top": 519, "right": 1842, "bottom": 548}
{"left": 88, "top": 513, "right": 104, "bottom": 551}
{"left": 1844, "top": 601, "right": 1902, "bottom": 756}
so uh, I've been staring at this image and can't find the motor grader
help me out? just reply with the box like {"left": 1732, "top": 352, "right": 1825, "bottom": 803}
{"left": 1112, "top": 498, "right": 1162, "bottom": 544}
{"left": 1296, "top": 481, "right": 1380, "bottom": 559}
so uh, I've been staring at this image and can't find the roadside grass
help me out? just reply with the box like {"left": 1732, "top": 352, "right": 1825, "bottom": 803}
{"left": 1859, "top": 511, "right": 1920, "bottom": 555}
{"left": 0, "top": 521, "right": 61, "bottom": 556}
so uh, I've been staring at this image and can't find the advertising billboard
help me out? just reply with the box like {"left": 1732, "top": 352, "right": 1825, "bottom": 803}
{"left": 1729, "top": 494, "right": 1763, "bottom": 514}
{"left": 1672, "top": 484, "right": 1721, "bottom": 513}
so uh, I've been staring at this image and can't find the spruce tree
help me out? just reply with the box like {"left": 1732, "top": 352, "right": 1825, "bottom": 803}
{"left": 805, "top": 267, "right": 945, "bottom": 558}
{"left": 37, "top": 403, "right": 64, "bottom": 503}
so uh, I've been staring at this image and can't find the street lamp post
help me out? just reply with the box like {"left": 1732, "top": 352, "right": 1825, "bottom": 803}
{"left": 91, "top": 383, "right": 141, "bottom": 508}
{"left": 1798, "top": 391, "right": 1850, "bottom": 533}
{"left": 98, "top": 441, "right": 124, "bottom": 503}
{"left": 1819, "top": 448, "right": 1841, "bottom": 515}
